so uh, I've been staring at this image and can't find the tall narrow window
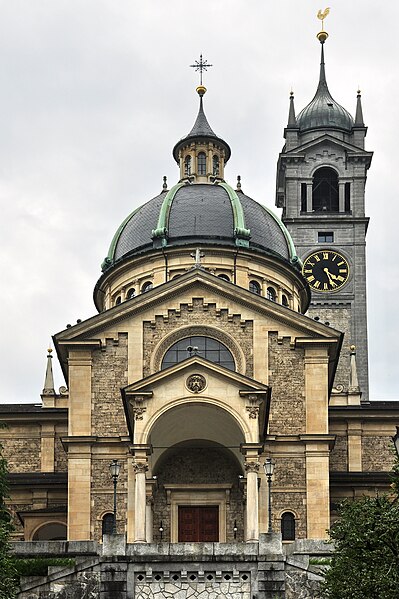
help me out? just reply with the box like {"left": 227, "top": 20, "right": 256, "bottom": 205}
{"left": 345, "top": 182, "right": 351, "bottom": 212}
{"left": 312, "top": 167, "right": 339, "bottom": 212}
{"left": 213, "top": 155, "right": 219, "bottom": 176}
{"left": 282, "top": 294, "right": 289, "bottom": 307}
{"left": 267, "top": 287, "right": 276, "bottom": 302}
{"left": 198, "top": 152, "right": 206, "bottom": 175}
{"left": 126, "top": 287, "right": 135, "bottom": 300}
{"left": 184, "top": 155, "right": 191, "bottom": 176}
{"left": 301, "top": 183, "right": 307, "bottom": 212}
{"left": 102, "top": 513, "right": 114, "bottom": 537}
{"left": 115, "top": 296, "right": 121, "bottom": 306}
{"left": 281, "top": 512, "right": 295, "bottom": 541}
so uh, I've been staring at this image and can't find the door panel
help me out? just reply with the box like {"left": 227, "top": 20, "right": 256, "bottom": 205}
{"left": 178, "top": 506, "right": 219, "bottom": 542}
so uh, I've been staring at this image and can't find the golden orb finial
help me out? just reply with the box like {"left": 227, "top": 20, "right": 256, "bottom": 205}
{"left": 196, "top": 85, "right": 207, "bottom": 97}
{"left": 47, "top": 348, "right": 53, "bottom": 354}
{"left": 350, "top": 344, "right": 356, "bottom": 352}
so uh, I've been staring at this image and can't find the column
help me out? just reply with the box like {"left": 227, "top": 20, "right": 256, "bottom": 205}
{"left": 339, "top": 182, "right": 345, "bottom": 212}
{"left": 40, "top": 423, "right": 55, "bottom": 472}
{"left": 245, "top": 461, "right": 260, "bottom": 542}
{"left": 306, "top": 183, "right": 312, "bottom": 212}
{"left": 134, "top": 461, "right": 148, "bottom": 543}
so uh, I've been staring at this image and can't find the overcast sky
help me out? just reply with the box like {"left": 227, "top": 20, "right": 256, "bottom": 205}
{"left": 0, "top": 1, "right": 397, "bottom": 403}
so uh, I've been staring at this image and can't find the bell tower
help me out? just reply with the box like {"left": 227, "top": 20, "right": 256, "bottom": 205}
{"left": 275, "top": 21, "right": 373, "bottom": 400}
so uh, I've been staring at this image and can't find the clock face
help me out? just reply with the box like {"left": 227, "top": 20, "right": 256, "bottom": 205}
{"left": 302, "top": 250, "right": 350, "bottom": 292}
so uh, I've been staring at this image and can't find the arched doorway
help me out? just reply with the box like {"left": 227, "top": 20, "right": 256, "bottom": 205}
{"left": 148, "top": 402, "right": 246, "bottom": 543}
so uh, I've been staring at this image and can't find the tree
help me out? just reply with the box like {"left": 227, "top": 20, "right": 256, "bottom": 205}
{"left": 323, "top": 461, "right": 399, "bottom": 599}
{"left": 0, "top": 436, "right": 17, "bottom": 599}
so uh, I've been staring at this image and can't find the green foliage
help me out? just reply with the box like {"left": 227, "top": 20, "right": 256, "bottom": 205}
{"left": 309, "top": 557, "right": 331, "bottom": 566}
{"left": 0, "top": 429, "right": 18, "bottom": 599}
{"left": 322, "top": 470, "right": 399, "bottom": 599}
{"left": 13, "top": 557, "right": 75, "bottom": 577}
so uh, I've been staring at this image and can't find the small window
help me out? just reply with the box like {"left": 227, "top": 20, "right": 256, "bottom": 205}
{"left": 249, "top": 280, "right": 261, "bottom": 295}
{"left": 267, "top": 287, "right": 276, "bottom": 302}
{"left": 115, "top": 296, "right": 121, "bottom": 306}
{"left": 282, "top": 294, "right": 289, "bottom": 307}
{"left": 141, "top": 281, "right": 153, "bottom": 293}
{"left": 301, "top": 183, "right": 307, "bottom": 212}
{"left": 126, "top": 288, "right": 135, "bottom": 300}
{"left": 198, "top": 152, "right": 206, "bottom": 176}
{"left": 281, "top": 512, "right": 295, "bottom": 541}
{"left": 102, "top": 513, "right": 114, "bottom": 537}
{"left": 213, "top": 155, "right": 219, "bottom": 176}
{"left": 218, "top": 274, "right": 230, "bottom": 282}
{"left": 318, "top": 232, "right": 334, "bottom": 243}
{"left": 184, "top": 155, "right": 191, "bottom": 176}
{"left": 345, "top": 182, "right": 351, "bottom": 212}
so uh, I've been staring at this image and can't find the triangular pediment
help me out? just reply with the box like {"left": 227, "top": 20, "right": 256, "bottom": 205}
{"left": 54, "top": 268, "right": 342, "bottom": 382}
{"left": 121, "top": 355, "right": 271, "bottom": 442}
{"left": 282, "top": 133, "right": 373, "bottom": 159}
{"left": 123, "top": 355, "right": 269, "bottom": 395}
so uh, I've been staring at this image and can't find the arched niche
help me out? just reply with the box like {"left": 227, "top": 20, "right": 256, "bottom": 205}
{"left": 32, "top": 522, "right": 67, "bottom": 541}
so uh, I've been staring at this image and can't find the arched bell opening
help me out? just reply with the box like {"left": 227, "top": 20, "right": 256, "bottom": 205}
{"left": 147, "top": 402, "right": 246, "bottom": 543}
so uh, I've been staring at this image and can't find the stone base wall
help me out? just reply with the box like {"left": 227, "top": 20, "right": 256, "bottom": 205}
{"left": 14, "top": 536, "right": 331, "bottom": 599}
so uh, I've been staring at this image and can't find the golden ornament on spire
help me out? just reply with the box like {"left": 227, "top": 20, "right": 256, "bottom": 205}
{"left": 316, "top": 7, "right": 330, "bottom": 43}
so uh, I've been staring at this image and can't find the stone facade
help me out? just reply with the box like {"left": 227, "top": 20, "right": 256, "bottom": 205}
{"left": 91, "top": 334, "right": 129, "bottom": 437}
{"left": 362, "top": 435, "right": 395, "bottom": 471}
{"left": 268, "top": 335, "right": 305, "bottom": 435}
{"left": 143, "top": 298, "right": 253, "bottom": 377}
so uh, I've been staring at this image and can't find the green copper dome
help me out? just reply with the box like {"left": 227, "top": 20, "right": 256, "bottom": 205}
{"left": 297, "top": 43, "right": 354, "bottom": 132}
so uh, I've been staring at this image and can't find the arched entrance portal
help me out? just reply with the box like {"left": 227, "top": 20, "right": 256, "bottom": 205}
{"left": 147, "top": 402, "right": 246, "bottom": 543}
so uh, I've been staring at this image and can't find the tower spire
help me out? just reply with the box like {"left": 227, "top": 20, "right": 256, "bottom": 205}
{"left": 287, "top": 90, "right": 297, "bottom": 128}
{"left": 42, "top": 347, "right": 55, "bottom": 396}
{"left": 354, "top": 89, "right": 365, "bottom": 126}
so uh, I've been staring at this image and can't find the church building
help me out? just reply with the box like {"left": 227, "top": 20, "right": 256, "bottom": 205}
{"left": 2, "top": 20, "right": 399, "bottom": 599}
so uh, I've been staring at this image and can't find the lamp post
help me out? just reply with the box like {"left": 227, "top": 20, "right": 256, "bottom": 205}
{"left": 392, "top": 426, "right": 399, "bottom": 458}
{"left": 263, "top": 457, "right": 275, "bottom": 534}
{"left": 109, "top": 459, "right": 121, "bottom": 534}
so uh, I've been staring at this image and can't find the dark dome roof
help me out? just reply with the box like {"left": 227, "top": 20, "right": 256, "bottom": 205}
{"left": 297, "top": 44, "right": 353, "bottom": 132}
{"left": 102, "top": 182, "right": 298, "bottom": 271}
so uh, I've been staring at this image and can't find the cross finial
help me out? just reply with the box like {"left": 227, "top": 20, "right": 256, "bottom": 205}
{"left": 190, "top": 248, "right": 205, "bottom": 269}
{"left": 189, "top": 54, "right": 213, "bottom": 86}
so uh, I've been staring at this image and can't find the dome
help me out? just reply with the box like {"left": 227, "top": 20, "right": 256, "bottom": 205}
{"left": 101, "top": 182, "right": 299, "bottom": 272}
{"left": 296, "top": 43, "right": 354, "bottom": 132}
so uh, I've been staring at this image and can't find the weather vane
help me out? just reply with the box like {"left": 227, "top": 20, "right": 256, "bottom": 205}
{"left": 317, "top": 7, "right": 330, "bottom": 31}
{"left": 189, "top": 54, "right": 213, "bottom": 86}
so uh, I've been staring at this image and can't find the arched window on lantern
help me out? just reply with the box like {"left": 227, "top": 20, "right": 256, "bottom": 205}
{"left": 267, "top": 287, "right": 276, "bottom": 302}
{"left": 312, "top": 167, "right": 339, "bottom": 212}
{"left": 213, "top": 155, "right": 220, "bottom": 176}
{"left": 141, "top": 281, "right": 153, "bottom": 293}
{"left": 281, "top": 512, "right": 296, "bottom": 541}
{"left": 184, "top": 155, "right": 191, "bottom": 176}
{"left": 249, "top": 280, "right": 261, "bottom": 295}
{"left": 218, "top": 274, "right": 230, "bottom": 282}
{"left": 198, "top": 152, "right": 206, "bottom": 175}
{"left": 115, "top": 296, "right": 122, "bottom": 306}
{"left": 126, "top": 288, "right": 135, "bottom": 300}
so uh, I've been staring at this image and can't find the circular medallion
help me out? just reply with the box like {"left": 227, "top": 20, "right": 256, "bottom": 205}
{"left": 186, "top": 374, "right": 206, "bottom": 393}
{"left": 302, "top": 250, "right": 350, "bottom": 292}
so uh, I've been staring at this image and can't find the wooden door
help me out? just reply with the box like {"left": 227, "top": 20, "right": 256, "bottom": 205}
{"left": 178, "top": 506, "right": 219, "bottom": 542}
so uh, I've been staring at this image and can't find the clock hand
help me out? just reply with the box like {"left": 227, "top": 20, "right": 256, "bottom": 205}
{"left": 323, "top": 267, "right": 334, "bottom": 285}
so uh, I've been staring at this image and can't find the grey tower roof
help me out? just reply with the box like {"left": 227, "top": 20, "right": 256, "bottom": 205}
{"left": 297, "top": 43, "right": 354, "bottom": 132}
{"left": 172, "top": 91, "right": 231, "bottom": 162}
{"left": 102, "top": 183, "right": 298, "bottom": 271}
